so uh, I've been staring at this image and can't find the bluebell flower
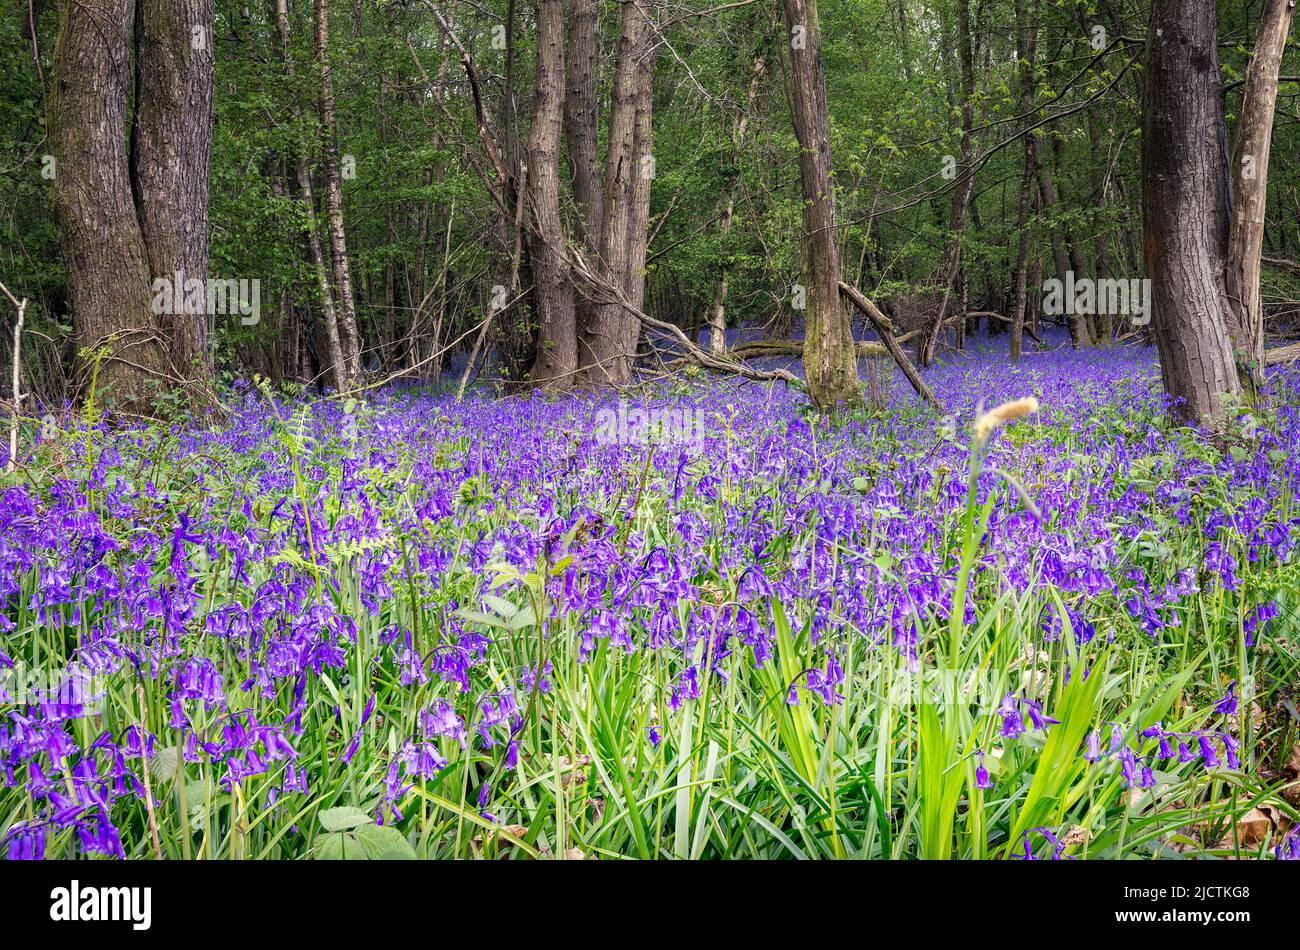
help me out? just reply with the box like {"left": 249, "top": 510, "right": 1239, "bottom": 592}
{"left": 1214, "top": 680, "right": 1238, "bottom": 716}
{"left": 974, "top": 751, "right": 992, "bottom": 790}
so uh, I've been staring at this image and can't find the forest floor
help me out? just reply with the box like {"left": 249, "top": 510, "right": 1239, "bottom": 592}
{"left": 1, "top": 332, "right": 1298, "bottom": 859}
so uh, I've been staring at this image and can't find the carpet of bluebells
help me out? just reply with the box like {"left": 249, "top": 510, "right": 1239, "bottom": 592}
{"left": 2, "top": 334, "right": 1299, "bottom": 860}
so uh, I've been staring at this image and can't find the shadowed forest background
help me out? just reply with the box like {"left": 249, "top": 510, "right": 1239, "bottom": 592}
{"left": 1, "top": 0, "right": 1297, "bottom": 416}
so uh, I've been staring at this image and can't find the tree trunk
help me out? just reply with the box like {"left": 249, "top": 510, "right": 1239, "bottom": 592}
{"left": 1225, "top": 0, "right": 1295, "bottom": 390}
{"left": 406, "top": 167, "right": 434, "bottom": 372}
{"left": 920, "top": 0, "right": 975, "bottom": 367}
{"left": 577, "top": 0, "right": 653, "bottom": 387}
{"left": 315, "top": 0, "right": 362, "bottom": 386}
{"left": 781, "top": 0, "right": 862, "bottom": 412}
{"left": 623, "top": 15, "right": 657, "bottom": 317}
{"left": 565, "top": 0, "right": 602, "bottom": 363}
{"left": 565, "top": 0, "right": 602, "bottom": 246}
{"left": 897, "top": 0, "right": 911, "bottom": 81}
{"left": 132, "top": 0, "right": 215, "bottom": 394}
{"left": 1009, "top": 195, "right": 1034, "bottom": 359}
{"left": 710, "top": 48, "right": 766, "bottom": 356}
{"left": 1037, "top": 144, "right": 1094, "bottom": 348}
{"left": 1141, "top": 0, "right": 1240, "bottom": 427}
{"left": 1086, "top": 111, "right": 1114, "bottom": 345}
{"left": 49, "top": 0, "right": 168, "bottom": 410}
{"left": 526, "top": 0, "right": 578, "bottom": 389}
{"left": 273, "top": 0, "right": 347, "bottom": 391}
{"left": 498, "top": 0, "right": 538, "bottom": 383}
{"left": 1009, "top": 0, "right": 1036, "bottom": 362}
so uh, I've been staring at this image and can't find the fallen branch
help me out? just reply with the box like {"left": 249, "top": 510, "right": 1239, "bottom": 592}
{"left": 971, "top": 310, "right": 1044, "bottom": 343}
{"left": 1263, "top": 256, "right": 1300, "bottom": 276}
{"left": 838, "top": 282, "right": 944, "bottom": 412}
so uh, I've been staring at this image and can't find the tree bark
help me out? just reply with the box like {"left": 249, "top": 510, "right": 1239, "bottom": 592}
{"left": 526, "top": 0, "right": 578, "bottom": 389}
{"left": 564, "top": 0, "right": 602, "bottom": 366}
{"left": 1141, "top": 0, "right": 1240, "bottom": 427}
{"left": 132, "top": 0, "right": 215, "bottom": 393}
{"left": 623, "top": 12, "right": 657, "bottom": 317}
{"left": 565, "top": 0, "right": 602, "bottom": 245}
{"left": 577, "top": 0, "right": 653, "bottom": 387}
{"left": 1225, "top": 0, "right": 1295, "bottom": 390}
{"left": 781, "top": 0, "right": 862, "bottom": 412}
{"left": 49, "top": 0, "right": 169, "bottom": 410}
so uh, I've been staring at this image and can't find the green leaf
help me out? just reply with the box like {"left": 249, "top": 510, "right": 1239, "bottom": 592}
{"left": 316, "top": 832, "right": 348, "bottom": 860}
{"left": 149, "top": 746, "right": 180, "bottom": 783}
{"left": 452, "top": 607, "right": 512, "bottom": 630}
{"left": 355, "top": 823, "right": 417, "bottom": 859}
{"left": 480, "top": 593, "right": 518, "bottom": 618}
{"left": 318, "top": 806, "right": 373, "bottom": 832}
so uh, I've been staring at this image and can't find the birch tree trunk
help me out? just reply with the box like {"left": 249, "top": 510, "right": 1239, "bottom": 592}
{"left": 273, "top": 0, "right": 347, "bottom": 391}
{"left": 315, "top": 0, "right": 362, "bottom": 387}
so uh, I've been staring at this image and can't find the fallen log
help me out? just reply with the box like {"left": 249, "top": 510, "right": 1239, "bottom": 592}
{"left": 838, "top": 282, "right": 944, "bottom": 411}
{"left": 728, "top": 338, "right": 912, "bottom": 361}
{"left": 1265, "top": 342, "right": 1300, "bottom": 365}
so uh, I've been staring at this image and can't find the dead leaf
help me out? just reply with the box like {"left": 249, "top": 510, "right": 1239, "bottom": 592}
{"left": 472, "top": 824, "right": 529, "bottom": 849}
{"left": 1283, "top": 744, "right": 1300, "bottom": 806}
{"left": 1062, "top": 825, "right": 1091, "bottom": 847}
{"left": 1222, "top": 804, "right": 1281, "bottom": 848}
